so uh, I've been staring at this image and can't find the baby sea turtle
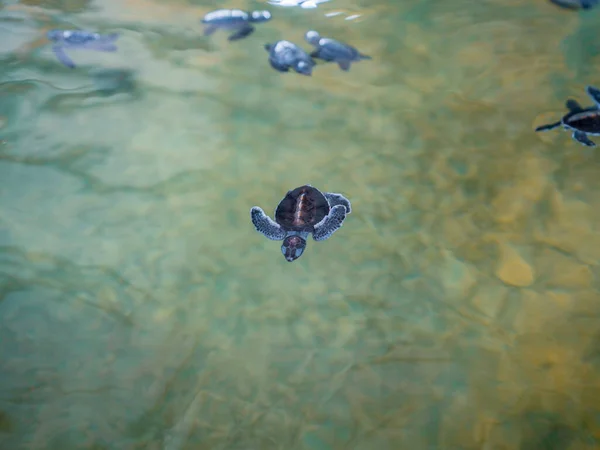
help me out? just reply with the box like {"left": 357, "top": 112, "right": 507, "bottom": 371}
{"left": 47, "top": 29, "right": 119, "bottom": 69}
{"left": 535, "top": 85, "right": 600, "bottom": 147}
{"left": 264, "top": 40, "right": 315, "bottom": 75}
{"left": 549, "top": 0, "right": 599, "bottom": 10}
{"left": 201, "top": 9, "right": 272, "bottom": 41}
{"left": 250, "top": 185, "right": 352, "bottom": 262}
{"left": 305, "top": 30, "right": 371, "bottom": 71}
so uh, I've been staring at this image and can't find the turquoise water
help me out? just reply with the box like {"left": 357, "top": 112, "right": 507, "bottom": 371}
{"left": 1, "top": 0, "right": 600, "bottom": 449}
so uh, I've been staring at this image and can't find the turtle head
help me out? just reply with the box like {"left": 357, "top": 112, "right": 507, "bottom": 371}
{"left": 250, "top": 10, "right": 272, "bottom": 23}
{"left": 305, "top": 30, "right": 321, "bottom": 46}
{"left": 294, "top": 59, "right": 314, "bottom": 76}
{"left": 281, "top": 235, "right": 306, "bottom": 262}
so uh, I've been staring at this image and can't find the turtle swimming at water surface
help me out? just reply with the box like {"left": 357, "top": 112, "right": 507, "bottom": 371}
{"left": 47, "top": 29, "right": 119, "bottom": 69}
{"left": 264, "top": 40, "right": 316, "bottom": 75}
{"left": 535, "top": 85, "right": 600, "bottom": 147}
{"left": 201, "top": 9, "right": 272, "bottom": 41}
{"left": 250, "top": 185, "right": 352, "bottom": 262}
{"left": 304, "top": 30, "right": 371, "bottom": 71}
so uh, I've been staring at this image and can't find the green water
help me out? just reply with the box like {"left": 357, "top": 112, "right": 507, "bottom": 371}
{"left": 1, "top": 0, "right": 600, "bottom": 448}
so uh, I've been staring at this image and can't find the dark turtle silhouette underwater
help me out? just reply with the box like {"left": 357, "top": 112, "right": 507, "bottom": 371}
{"left": 535, "top": 85, "right": 600, "bottom": 147}
{"left": 304, "top": 30, "right": 371, "bottom": 71}
{"left": 201, "top": 9, "right": 272, "bottom": 41}
{"left": 264, "top": 40, "right": 316, "bottom": 75}
{"left": 548, "top": 0, "right": 599, "bottom": 10}
{"left": 251, "top": 185, "right": 351, "bottom": 262}
{"left": 47, "top": 29, "right": 119, "bottom": 68}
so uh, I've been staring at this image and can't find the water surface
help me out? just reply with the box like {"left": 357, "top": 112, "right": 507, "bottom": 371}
{"left": 1, "top": 0, "right": 600, "bottom": 449}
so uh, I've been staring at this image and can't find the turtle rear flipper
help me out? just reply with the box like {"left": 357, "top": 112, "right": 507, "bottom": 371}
{"left": 324, "top": 192, "right": 352, "bottom": 214}
{"left": 251, "top": 207, "right": 286, "bottom": 240}
{"left": 313, "top": 205, "right": 347, "bottom": 241}
{"left": 52, "top": 45, "right": 76, "bottom": 68}
{"left": 203, "top": 24, "right": 219, "bottom": 36}
{"left": 228, "top": 24, "right": 255, "bottom": 41}
{"left": 572, "top": 131, "right": 596, "bottom": 147}
{"left": 586, "top": 85, "right": 600, "bottom": 107}
{"left": 337, "top": 60, "right": 351, "bottom": 71}
{"left": 535, "top": 121, "right": 562, "bottom": 132}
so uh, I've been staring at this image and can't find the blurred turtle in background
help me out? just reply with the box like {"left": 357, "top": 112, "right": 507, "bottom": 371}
{"left": 535, "top": 85, "right": 600, "bottom": 147}
{"left": 305, "top": 30, "right": 371, "bottom": 71}
{"left": 201, "top": 9, "right": 272, "bottom": 41}
{"left": 549, "top": 0, "right": 599, "bottom": 9}
{"left": 264, "top": 40, "right": 315, "bottom": 75}
{"left": 267, "top": 0, "right": 330, "bottom": 9}
{"left": 47, "top": 29, "right": 119, "bottom": 68}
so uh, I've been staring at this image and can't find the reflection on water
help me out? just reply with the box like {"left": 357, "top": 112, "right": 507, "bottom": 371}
{"left": 1, "top": 0, "right": 600, "bottom": 448}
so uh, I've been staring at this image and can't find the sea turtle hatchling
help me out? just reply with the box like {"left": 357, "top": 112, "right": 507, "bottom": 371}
{"left": 535, "top": 85, "right": 600, "bottom": 147}
{"left": 47, "top": 29, "right": 119, "bottom": 69}
{"left": 250, "top": 185, "right": 352, "bottom": 262}
{"left": 201, "top": 9, "right": 272, "bottom": 41}
{"left": 304, "top": 30, "right": 371, "bottom": 71}
{"left": 264, "top": 40, "right": 316, "bottom": 75}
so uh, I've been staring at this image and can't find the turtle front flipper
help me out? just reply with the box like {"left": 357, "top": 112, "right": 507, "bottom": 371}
{"left": 228, "top": 24, "right": 255, "bottom": 41}
{"left": 52, "top": 45, "right": 76, "bottom": 68}
{"left": 586, "top": 85, "right": 600, "bottom": 107}
{"left": 572, "top": 131, "right": 596, "bottom": 147}
{"left": 324, "top": 192, "right": 352, "bottom": 214}
{"left": 535, "top": 121, "right": 562, "bottom": 132}
{"left": 251, "top": 207, "right": 286, "bottom": 240}
{"left": 566, "top": 99, "right": 584, "bottom": 112}
{"left": 313, "top": 205, "right": 347, "bottom": 241}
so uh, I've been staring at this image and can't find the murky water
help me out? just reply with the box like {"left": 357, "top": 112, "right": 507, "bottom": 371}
{"left": 1, "top": 0, "right": 600, "bottom": 448}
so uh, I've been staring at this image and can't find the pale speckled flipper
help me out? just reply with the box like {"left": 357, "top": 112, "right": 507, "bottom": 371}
{"left": 53, "top": 45, "right": 75, "bottom": 68}
{"left": 251, "top": 207, "right": 286, "bottom": 240}
{"left": 228, "top": 24, "right": 255, "bottom": 41}
{"left": 324, "top": 192, "right": 351, "bottom": 214}
{"left": 313, "top": 204, "right": 347, "bottom": 241}
{"left": 586, "top": 85, "right": 600, "bottom": 107}
{"left": 572, "top": 131, "right": 596, "bottom": 147}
